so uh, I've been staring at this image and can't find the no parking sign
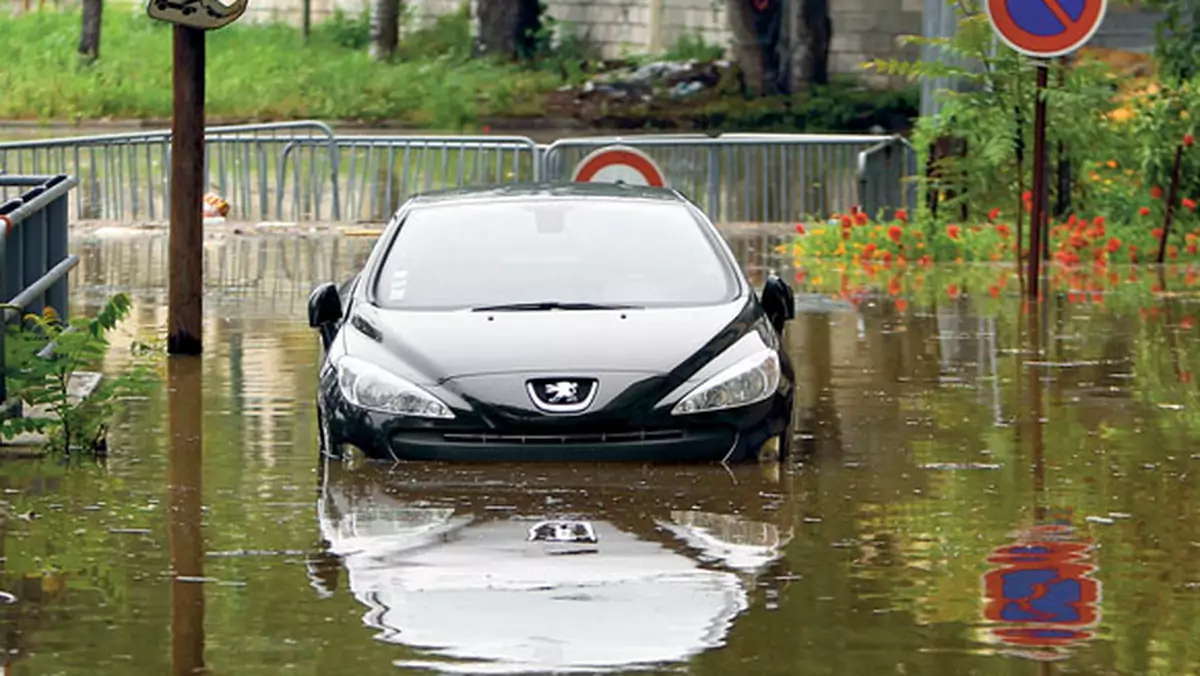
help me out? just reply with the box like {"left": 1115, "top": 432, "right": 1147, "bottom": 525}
{"left": 986, "top": 0, "right": 1107, "bottom": 59}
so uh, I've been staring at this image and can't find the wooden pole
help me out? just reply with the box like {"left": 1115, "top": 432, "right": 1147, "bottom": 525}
{"left": 168, "top": 26, "right": 205, "bottom": 355}
{"left": 302, "top": 0, "right": 312, "bottom": 42}
{"left": 1026, "top": 62, "right": 1049, "bottom": 300}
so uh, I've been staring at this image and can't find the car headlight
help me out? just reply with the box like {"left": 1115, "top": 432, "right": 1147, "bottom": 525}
{"left": 672, "top": 348, "right": 781, "bottom": 415}
{"left": 335, "top": 355, "right": 454, "bottom": 419}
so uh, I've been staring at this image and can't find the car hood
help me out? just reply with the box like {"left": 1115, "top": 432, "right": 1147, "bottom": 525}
{"left": 347, "top": 298, "right": 756, "bottom": 384}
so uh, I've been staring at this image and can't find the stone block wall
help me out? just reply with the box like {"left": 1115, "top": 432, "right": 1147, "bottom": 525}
{"left": 231, "top": 0, "right": 923, "bottom": 85}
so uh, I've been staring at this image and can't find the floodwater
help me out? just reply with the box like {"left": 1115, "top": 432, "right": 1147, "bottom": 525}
{"left": 3, "top": 227, "right": 1200, "bottom": 675}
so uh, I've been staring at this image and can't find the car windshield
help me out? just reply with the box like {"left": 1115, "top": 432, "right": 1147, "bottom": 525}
{"left": 371, "top": 198, "right": 740, "bottom": 310}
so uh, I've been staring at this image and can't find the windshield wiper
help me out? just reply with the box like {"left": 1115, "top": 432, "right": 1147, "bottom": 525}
{"left": 470, "top": 301, "right": 641, "bottom": 312}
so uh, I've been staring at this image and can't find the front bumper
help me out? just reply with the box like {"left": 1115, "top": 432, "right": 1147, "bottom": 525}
{"left": 320, "top": 387, "right": 789, "bottom": 464}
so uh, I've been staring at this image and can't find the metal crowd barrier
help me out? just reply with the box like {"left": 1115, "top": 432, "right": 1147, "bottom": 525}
{"left": 0, "top": 121, "right": 339, "bottom": 223}
{"left": 325, "top": 135, "right": 541, "bottom": 222}
{"left": 0, "top": 124, "right": 917, "bottom": 225}
{"left": 540, "top": 132, "right": 916, "bottom": 223}
{"left": 0, "top": 173, "right": 78, "bottom": 414}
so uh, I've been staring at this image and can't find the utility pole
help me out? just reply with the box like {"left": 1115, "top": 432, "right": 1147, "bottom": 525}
{"left": 147, "top": 0, "right": 248, "bottom": 355}
{"left": 169, "top": 25, "right": 205, "bottom": 355}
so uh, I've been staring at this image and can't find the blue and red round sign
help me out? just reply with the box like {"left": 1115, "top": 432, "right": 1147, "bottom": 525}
{"left": 986, "top": 0, "right": 1107, "bottom": 58}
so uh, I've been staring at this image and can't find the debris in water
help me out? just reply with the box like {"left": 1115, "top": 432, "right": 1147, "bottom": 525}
{"left": 920, "top": 462, "right": 1002, "bottom": 470}
{"left": 206, "top": 549, "right": 308, "bottom": 558}
{"left": 175, "top": 576, "right": 218, "bottom": 584}
{"left": 1158, "top": 403, "right": 1185, "bottom": 411}
{"left": 1108, "top": 512, "right": 1132, "bottom": 519}
{"left": 109, "top": 528, "right": 152, "bottom": 535}
{"left": 0, "top": 591, "right": 15, "bottom": 604}
{"left": 1086, "top": 516, "right": 1115, "bottom": 525}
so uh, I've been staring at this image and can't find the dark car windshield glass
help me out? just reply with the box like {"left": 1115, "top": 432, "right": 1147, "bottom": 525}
{"left": 371, "top": 198, "right": 740, "bottom": 310}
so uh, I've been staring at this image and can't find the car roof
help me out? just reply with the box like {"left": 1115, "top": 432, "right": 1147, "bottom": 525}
{"left": 406, "top": 182, "right": 689, "bottom": 206}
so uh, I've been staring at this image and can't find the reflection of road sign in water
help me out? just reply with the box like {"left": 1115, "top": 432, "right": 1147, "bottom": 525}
{"left": 571, "top": 146, "right": 667, "bottom": 188}
{"left": 986, "top": 0, "right": 1107, "bottom": 58}
{"left": 982, "top": 531, "right": 1101, "bottom": 656}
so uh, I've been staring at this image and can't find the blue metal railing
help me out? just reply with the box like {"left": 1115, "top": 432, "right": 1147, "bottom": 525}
{"left": 0, "top": 173, "right": 79, "bottom": 416}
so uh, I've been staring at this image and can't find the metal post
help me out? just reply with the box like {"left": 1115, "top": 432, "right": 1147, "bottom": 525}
{"left": 169, "top": 26, "right": 206, "bottom": 355}
{"left": 0, "top": 216, "right": 7, "bottom": 410}
{"left": 46, "top": 194, "right": 69, "bottom": 318}
{"left": 1026, "top": 63, "right": 1049, "bottom": 300}
{"left": 22, "top": 208, "right": 47, "bottom": 318}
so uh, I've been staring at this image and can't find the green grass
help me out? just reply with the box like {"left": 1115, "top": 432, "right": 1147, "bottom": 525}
{"left": 0, "top": 7, "right": 561, "bottom": 127}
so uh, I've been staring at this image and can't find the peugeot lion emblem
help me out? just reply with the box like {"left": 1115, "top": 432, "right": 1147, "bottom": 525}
{"left": 527, "top": 378, "right": 598, "bottom": 413}
{"left": 545, "top": 381, "right": 579, "bottom": 403}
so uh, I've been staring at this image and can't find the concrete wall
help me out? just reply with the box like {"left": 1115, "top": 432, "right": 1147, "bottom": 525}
{"left": 225, "top": 0, "right": 924, "bottom": 83}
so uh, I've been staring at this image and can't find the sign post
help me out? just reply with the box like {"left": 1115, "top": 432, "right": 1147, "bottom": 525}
{"left": 147, "top": 0, "right": 248, "bottom": 354}
{"left": 571, "top": 146, "right": 668, "bottom": 188}
{"left": 985, "top": 0, "right": 1107, "bottom": 300}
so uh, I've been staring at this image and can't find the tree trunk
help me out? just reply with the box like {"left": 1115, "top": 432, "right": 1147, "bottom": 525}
{"left": 369, "top": 0, "right": 400, "bottom": 60}
{"left": 78, "top": 0, "right": 102, "bottom": 64}
{"left": 789, "top": 0, "right": 831, "bottom": 92}
{"left": 726, "top": 0, "right": 787, "bottom": 97}
{"left": 477, "top": 0, "right": 543, "bottom": 60}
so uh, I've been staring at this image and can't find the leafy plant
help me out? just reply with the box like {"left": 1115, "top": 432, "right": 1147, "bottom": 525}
{"left": 1, "top": 293, "right": 161, "bottom": 457}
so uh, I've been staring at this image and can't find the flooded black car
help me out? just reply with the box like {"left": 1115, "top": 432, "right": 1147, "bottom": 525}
{"left": 307, "top": 182, "right": 797, "bottom": 463}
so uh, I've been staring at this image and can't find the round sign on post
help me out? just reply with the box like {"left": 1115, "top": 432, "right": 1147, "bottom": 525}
{"left": 986, "top": 0, "right": 1107, "bottom": 58}
{"left": 571, "top": 146, "right": 667, "bottom": 188}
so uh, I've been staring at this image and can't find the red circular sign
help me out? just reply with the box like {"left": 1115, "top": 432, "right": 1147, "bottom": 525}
{"left": 571, "top": 146, "right": 667, "bottom": 188}
{"left": 986, "top": 0, "right": 1107, "bottom": 58}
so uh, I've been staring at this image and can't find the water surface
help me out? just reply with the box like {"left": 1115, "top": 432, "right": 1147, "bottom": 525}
{"left": 2, "top": 230, "right": 1199, "bottom": 674}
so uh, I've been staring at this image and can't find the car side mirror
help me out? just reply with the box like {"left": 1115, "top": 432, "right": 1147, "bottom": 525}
{"left": 308, "top": 282, "right": 343, "bottom": 328}
{"left": 761, "top": 274, "right": 795, "bottom": 336}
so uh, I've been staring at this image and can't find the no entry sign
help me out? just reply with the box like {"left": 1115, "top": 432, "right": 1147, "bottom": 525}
{"left": 571, "top": 146, "right": 667, "bottom": 188}
{"left": 986, "top": 0, "right": 1107, "bottom": 58}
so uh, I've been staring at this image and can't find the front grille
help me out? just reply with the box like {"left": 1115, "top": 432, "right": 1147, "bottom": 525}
{"left": 441, "top": 429, "right": 686, "bottom": 446}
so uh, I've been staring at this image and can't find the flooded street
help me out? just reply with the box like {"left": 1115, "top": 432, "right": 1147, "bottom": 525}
{"left": 3, "top": 228, "right": 1200, "bottom": 674}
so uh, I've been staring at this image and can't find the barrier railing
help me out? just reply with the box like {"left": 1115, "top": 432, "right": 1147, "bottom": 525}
{"left": 541, "top": 132, "right": 915, "bottom": 223}
{"left": 321, "top": 135, "right": 540, "bottom": 223}
{"left": 0, "top": 124, "right": 917, "bottom": 226}
{"left": 0, "top": 173, "right": 78, "bottom": 416}
{"left": 0, "top": 121, "right": 339, "bottom": 223}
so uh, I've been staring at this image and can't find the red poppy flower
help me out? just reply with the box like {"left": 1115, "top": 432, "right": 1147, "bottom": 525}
{"left": 840, "top": 215, "right": 853, "bottom": 228}
{"left": 894, "top": 298, "right": 908, "bottom": 312}
{"left": 989, "top": 207, "right": 1001, "bottom": 221}
{"left": 1153, "top": 228, "right": 1164, "bottom": 239}
{"left": 1186, "top": 134, "right": 1196, "bottom": 148}
{"left": 1139, "top": 206, "right": 1151, "bottom": 216}
{"left": 1152, "top": 186, "right": 1165, "bottom": 199}
{"left": 795, "top": 223, "right": 806, "bottom": 234}
{"left": 894, "top": 209, "right": 908, "bottom": 223}
{"left": 947, "top": 224, "right": 961, "bottom": 240}
{"left": 887, "top": 224, "right": 903, "bottom": 244}
{"left": 1106, "top": 237, "right": 1122, "bottom": 253}
{"left": 946, "top": 283, "right": 959, "bottom": 299}
{"left": 1184, "top": 197, "right": 1197, "bottom": 211}
{"left": 997, "top": 223, "right": 1011, "bottom": 239}
{"left": 854, "top": 212, "right": 869, "bottom": 226}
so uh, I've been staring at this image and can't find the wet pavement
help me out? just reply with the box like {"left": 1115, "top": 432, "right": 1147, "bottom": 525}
{"left": 2, "top": 229, "right": 1200, "bottom": 674}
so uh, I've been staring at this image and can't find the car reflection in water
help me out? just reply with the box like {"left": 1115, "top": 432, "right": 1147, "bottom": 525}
{"left": 309, "top": 459, "right": 796, "bottom": 673}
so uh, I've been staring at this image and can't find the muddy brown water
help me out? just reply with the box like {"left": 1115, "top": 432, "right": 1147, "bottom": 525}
{"left": 1, "top": 228, "right": 1199, "bottom": 674}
